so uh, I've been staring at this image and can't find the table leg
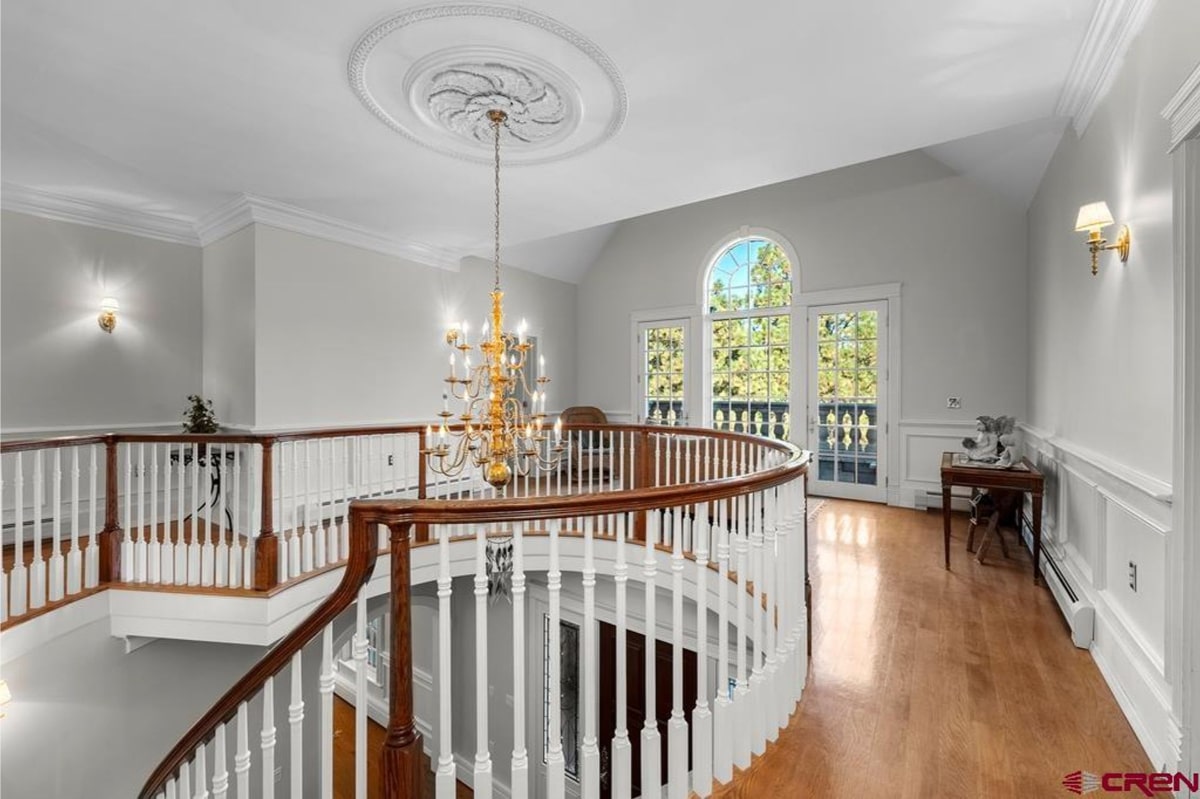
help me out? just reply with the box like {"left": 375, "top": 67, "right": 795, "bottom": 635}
{"left": 942, "top": 485, "right": 952, "bottom": 570}
{"left": 1032, "top": 492, "right": 1043, "bottom": 585}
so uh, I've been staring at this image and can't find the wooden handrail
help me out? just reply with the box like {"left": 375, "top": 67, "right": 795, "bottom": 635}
{"left": 138, "top": 513, "right": 383, "bottom": 799}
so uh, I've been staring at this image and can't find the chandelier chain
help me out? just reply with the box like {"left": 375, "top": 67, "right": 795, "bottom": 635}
{"left": 493, "top": 110, "right": 502, "bottom": 291}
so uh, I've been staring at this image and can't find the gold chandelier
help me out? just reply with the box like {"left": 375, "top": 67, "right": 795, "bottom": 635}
{"left": 423, "top": 109, "right": 566, "bottom": 489}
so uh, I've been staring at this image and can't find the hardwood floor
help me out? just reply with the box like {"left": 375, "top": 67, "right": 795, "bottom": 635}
{"left": 711, "top": 500, "right": 1162, "bottom": 799}
{"left": 332, "top": 696, "right": 473, "bottom": 799}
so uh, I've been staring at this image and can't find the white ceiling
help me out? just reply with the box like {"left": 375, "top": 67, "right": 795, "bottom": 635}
{"left": 2, "top": 0, "right": 1099, "bottom": 281}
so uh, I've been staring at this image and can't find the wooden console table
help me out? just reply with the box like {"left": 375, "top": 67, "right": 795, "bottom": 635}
{"left": 940, "top": 452, "right": 1044, "bottom": 583}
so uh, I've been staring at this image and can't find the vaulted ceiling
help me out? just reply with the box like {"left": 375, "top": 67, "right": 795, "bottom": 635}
{"left": 2, "top": 0, "right": 1109, "bottom": 281}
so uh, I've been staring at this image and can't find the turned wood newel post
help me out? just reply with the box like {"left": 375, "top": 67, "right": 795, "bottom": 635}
{"left": 254, "top": 438, "right": 279, "bottom": 591}
{"left": 99, "top": 434, "right": 122, "bottom": 583}
{"left": 380, "top": 521, "right": 422, "bottom": 799}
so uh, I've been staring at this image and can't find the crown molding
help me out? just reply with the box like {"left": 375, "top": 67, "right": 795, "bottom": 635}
{"left": 1055, "top": 0, "right": 1157, "bottom": 136}
{"left": 1163, "top": 60, "right": 1200, "bottom": 152}
{"left": 195, "top": 193, "right": 463, "bottom": 271}
{"left": 0, "top": 183, "right": 201, "bottom": 246}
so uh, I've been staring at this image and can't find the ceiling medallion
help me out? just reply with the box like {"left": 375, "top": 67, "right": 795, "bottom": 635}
{"left": 348, "top": 4, "right": 627, "bottom": 165}
{"left": 426, "top": 62, "right": 569, "bottom": 146}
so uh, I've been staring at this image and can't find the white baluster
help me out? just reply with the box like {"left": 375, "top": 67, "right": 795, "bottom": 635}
{"left": 668, "top": 504, "right": 688, "bottom": 799}
{"left": 547, "top": 518, "right": 565, "bottom": 799}
{"left": 30, "top": 451, "right": 47, "bottom": 608}
{"left": 194, "top": 743, "right": 209, "bottom": 799}
{"left": 261, "top": 677, "right": 276, "bottom": 799}
{"left": 641, "top": 511, "right": 661, "bottom": 797}
{"left": 212, "top": 722, "right": 229, "bottom": 799}
{"left": 67, "top": 448, "right": 82, "bottom": 595}
{"left": 713, "top": 499, "right": 732, "bottom": 784}
{"left": 733, "top": 495, "right": 751, "bottom": 770}
{"left": 612, "top": 508, "right": 631, "bottom": 799}
{"left": 289, "top": 442, "right": 302, "bottom": 576}
{"left": 511, "top": 521, "right": 529, "bottom": 799}
{"left": 136, "top": 443, "right": 147, "bottom": 583}
{"left": 86, "top": 445, "right": 99, "bottom": 589}
{"left": 581, "top": 515, "right": 599, "bottom": 799}
{"left": 230, "top": 447, "right": 242, "bottom": 588}
{"left": 315, "top": 439, "right": 327, "bottom": 569}
{"left": 436, "top": 525, "right": 456, "bottom": 798}
{"left": 693, "top": 502, "right": 713, "bottom": 797}
{"left": 178, "top": 759, "right": 191, "bottom": 799}
{"left": 302, "top": 441, "right": 314, "bottom": 574}
{"left": 289, "top": 652, "right": 304, "bottom": 799}
{"left": 355, "top": 589, "right": 368, "bottom": 799}
{"left": 161, "top": 443, "right": 175, "bottom": 586}
{"left": 275, "top": 444, "right": 288, "bottom": 582}
{"left": 474, "top": 522, "right": 493, "bottom": 799}
{"left": 763, "top": 489, "right": 780, "bottom": 744}
{"left": 10, "top": 453, "right": 27, "bottom": 617}
{"left": 245, "top": 446, "right": 259, "bottom": 588}
{"left": 320, "top": 624, "right": 334, "bottom": 799}
{"left": 147, "top": 444, "right": 161, "bottom": 585}
{"left": 235, "top": 702, "right": 251, "bottom": 798}
{"left": 750, "top": 492, "right": 767, "bottom": 756}
{"left": 175, "top": 448, "right": 188, "bottom": 585}
{"left": 121, "top": 445, "right": 134, "bottom": 582}
{"left": 215, "top": 445, "right": 229, "bottom": 587}
{"left": 166, "top": 777, "right": 177, "bottom": 799}
{"left": 198, "top": 443, "right": 214, "bottom": 587}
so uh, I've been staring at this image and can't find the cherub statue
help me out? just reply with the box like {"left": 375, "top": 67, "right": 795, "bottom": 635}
{"left": 962, "top": 415, "right": 1017, "bottom": 464}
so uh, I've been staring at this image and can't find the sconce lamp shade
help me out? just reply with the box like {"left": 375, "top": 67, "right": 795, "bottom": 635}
{"left": 100, "top": 297, "right": 120, "bottom": 313}
{"left": 0, "top": 678, "right": 11, "bottom": 707}
{"left": 1075, "top": 201, "right": 1115, "bottom": 233}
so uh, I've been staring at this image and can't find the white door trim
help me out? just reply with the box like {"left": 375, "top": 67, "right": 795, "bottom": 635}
{"left": 795, "top": 283, "right": 902, "bottom": 504}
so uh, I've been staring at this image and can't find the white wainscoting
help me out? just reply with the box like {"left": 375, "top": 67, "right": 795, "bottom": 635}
{"left": 891, "top": 419, "right": 978, "bottom": 509}
{"left": 1020, "top": 424, "right": 1180, "bottom": 769}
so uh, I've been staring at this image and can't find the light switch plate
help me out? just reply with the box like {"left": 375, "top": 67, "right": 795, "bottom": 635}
{"left": 947, "top": 397, "right": 962, "bottom": 409}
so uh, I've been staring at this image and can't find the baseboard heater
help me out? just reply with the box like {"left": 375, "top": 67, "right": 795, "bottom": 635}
{"left": 1019, "top": 512, "right": 1094, "bottom": 649}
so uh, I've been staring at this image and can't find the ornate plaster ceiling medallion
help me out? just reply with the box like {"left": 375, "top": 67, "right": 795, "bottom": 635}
{"left": 348, "top": 4, "right": 627, "bottom": 165}
{"left": 426, "top": 62, "right": 568, "bottom": 146}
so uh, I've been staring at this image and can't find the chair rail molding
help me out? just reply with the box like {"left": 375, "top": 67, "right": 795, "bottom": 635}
{"left": 1056, "top": 0, "right": 1158, "bottom": 135}
{"left": 1017, "top": 423, "right": 1173, "bottom": 504}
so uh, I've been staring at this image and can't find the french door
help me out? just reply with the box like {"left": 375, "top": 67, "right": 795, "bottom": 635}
{"left": 636, "top": 320, "right": 688, "bottom": 425}
{"left": 807, "top": 302, "right": 888, "bottom": 501}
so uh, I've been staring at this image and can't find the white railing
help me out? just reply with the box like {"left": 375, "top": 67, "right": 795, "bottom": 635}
{"left": 141, "top": 424, "right": 810, "bottom": 799}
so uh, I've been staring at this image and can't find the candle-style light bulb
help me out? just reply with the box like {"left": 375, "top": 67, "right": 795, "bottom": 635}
{"left": 519, "top": 318, "right": 527, "bottom": 344}
{"left": 449, "top": 352, "right": 456, "bottom": 375}
{"left": 461, "top": 321, "right": 470, "bottom": 347}
{"left": 553, "top": 417, "right": 562, "bottom": 444}
{"left": 442, "top": 392, "right": 449, "bottom": 413}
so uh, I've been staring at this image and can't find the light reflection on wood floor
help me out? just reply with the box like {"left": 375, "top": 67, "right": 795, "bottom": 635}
{"left": 710, "top": 499, "right": 1161, "bottom": 799}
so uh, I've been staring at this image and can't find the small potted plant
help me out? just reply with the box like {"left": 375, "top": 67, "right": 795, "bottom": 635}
{"left": 182, "top": 395, "right": 220, "bottom": 434}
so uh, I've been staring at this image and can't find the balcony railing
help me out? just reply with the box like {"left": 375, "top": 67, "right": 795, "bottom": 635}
{"left": 108, "top": 423, "right": 809, "bottom": 799}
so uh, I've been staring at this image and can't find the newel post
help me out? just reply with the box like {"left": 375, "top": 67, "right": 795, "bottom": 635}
{"left": 254, "top": 438, "right": 279, "bottom": 591}
{"left": 380, "top": 521, "right": 423, "bottom": 798}
{"left": 99, "top": 435, "right": 122, "bottom": 583}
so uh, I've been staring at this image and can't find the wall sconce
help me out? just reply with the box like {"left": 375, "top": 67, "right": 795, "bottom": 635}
{"left": 1075, "top": 201, "right": 1131, "bottom": 276}
{"left": 0, "top": 679, "right": 11, "bottom": 718}
{"left": 98, "top": 297, "right": 120, "bottom": 333}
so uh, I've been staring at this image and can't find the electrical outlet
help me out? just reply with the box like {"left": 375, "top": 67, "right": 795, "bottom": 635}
{"left": 1128, "top": 561, "right": 1138, "bottom": 592}
{"left": 946, "top": 397, "right": 962, "bottom": 409}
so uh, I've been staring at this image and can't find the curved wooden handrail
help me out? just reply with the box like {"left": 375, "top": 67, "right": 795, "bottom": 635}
{"left": 138, "top": 513, "right": 383, "bottom": 799}
{"left": 350, "top": 446, "right": 808, "bottom": 527}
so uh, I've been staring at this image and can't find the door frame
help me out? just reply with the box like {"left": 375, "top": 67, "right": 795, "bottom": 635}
{"left": 795, "top": 283, "right": 902, "bottom": 503}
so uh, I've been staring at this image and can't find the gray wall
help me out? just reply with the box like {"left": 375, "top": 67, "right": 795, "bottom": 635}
{"left": 1021, "top": 0, "right": 1200, "bottom": 770}
{"left": 252, "top": 225, "right": 578, "bottom": 429}
{"left": 1, "top": 211, "right": 203, "bottom": 431}
{"left": 1026, "top": 0, "right": 1199, "bottom": 483}
{"left": 0, "top": 618, "right": 264, "bottom": 798}
{"left": 202, "top": 225, "right": 257, "bottom": 428}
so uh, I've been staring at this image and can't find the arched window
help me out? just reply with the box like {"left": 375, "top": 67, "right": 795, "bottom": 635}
{"left": 706, "top": 236, "right": 793, "bottom": 439}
